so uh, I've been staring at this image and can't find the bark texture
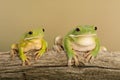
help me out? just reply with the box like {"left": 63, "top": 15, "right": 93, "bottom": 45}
{"left": 0, "top": 50, "right": 120, "bottom": 80}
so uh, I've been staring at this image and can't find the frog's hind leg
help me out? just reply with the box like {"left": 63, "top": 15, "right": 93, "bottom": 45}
{"left": 10, "top": 44, "right": 18, "bottom": 60}
{"left": 84, "top": 52, "right": 93, "bottom": 63}
{"left": 10, "top": 49, "right": 18, "bottom": 60}
{"left": 73, "top": 52, "right": 85, "bottom": 66}
{"left": 53, "top": 36, "right": 64, "bottom": 53}
{"left": 73, "top": 55, "right": 79, "bottom": 66}
{"left": 34, "top": 50, "right": 40, "bottom": 60}
{"left": 73, "top": 55, "right": 84, "bottom": 66}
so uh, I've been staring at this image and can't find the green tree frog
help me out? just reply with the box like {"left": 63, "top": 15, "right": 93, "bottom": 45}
{"left": 64, "top": 25, "right": 100, "bottom": 67}
{"left": 11, "top": 28, "right": 48, "bottom": 66}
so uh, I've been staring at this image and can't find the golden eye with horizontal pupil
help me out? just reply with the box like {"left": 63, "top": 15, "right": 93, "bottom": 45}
{"left": 42, "top": 28, "right": 45, "bottom": 32}
{"left": 75, "top": 28, "right": 80, "bottom": 32}
{"left": 94, "top": 26, "right": 97, "bottom": 30}
{"left": 28, "top": 31, "right": 33, "bottom": 35}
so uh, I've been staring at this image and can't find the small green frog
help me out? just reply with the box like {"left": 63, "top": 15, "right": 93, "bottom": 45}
{"left": 11, "top": 28, "right": 47, "bottom": 66}
{"left": 64, "top": 25, "right": 100, "bottom": 66}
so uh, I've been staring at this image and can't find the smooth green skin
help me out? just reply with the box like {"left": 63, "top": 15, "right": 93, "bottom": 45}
{"left": 63, "top": 25, "right": 100, "bottom": 65}
{"left": 15, "top": 28, "right": 47, "bottom": 64}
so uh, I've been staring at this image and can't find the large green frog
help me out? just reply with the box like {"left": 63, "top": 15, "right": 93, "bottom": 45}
{"left": 63, "top": 25, "right": 100, "bottom": 67}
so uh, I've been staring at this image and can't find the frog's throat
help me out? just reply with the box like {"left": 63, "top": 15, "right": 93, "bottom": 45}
{"left": 69, "top": 34, "right": 96, "bottom": 37}
{"left": 24, "top": 36, "right": 41, "bottom": 40}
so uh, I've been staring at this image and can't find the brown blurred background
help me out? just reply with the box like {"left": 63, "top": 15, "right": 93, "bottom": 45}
{"left": 0, "top": 0, "right": 120, "bottom": 51}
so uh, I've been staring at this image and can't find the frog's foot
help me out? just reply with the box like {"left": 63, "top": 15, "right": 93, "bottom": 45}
{"left": 45, "top": 48, "right": 49, "bottom": 52}
{"left": 84, "top": 52, "right": 93, "bottom": 63}
{"left": 11, "top": 44, "right": 18, "bottom": 60}
{"left": 22, "top": 56, "right": 31, "bottom": 66}
{"left": 53, "top": 44, "right": 64, "bottom": 53}
{"left": 68, "top": 59, "right": 72, "bottom": 67}
{"left": 53, "top": 45, "right": 62, "bottom": 53}
{"left": 34, "top": 52, "right": 42, "bottom": 61}
{"left": 10, "top": 49, "right": 18, "bottom": 60}
{"left": 73, "top": 55, "right": 79, "bottom": 66}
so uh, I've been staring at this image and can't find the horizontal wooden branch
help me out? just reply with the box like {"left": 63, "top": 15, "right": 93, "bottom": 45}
{"left": 0, "top": 50, "right": 120, "bottom": 80}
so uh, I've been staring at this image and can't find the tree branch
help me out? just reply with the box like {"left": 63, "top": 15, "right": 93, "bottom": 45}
{"left": 0, "top": 50, "right": 120, "bottom": 80}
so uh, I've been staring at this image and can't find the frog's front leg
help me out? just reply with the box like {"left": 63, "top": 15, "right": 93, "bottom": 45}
{"left": 35, "top": 39, "right": 47, "bottom": 60}
{"left": 64, "top": 38, "right": 80, "bottom": 67}
{"left": 19, "top": 47, "right": 31, "bottom": 66}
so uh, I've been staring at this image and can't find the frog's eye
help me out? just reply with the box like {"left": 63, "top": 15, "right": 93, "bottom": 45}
{"left": 94, "top": 26, "right": 97, "bottom": 30}
{"left": 75, "top": 28, "right": 80, "bottom": 32}
{"left": 42, "top": 28, "right": 45, "bottom": 32}
{"left": 28, "top": 31, "right": 33, "bottom": 35}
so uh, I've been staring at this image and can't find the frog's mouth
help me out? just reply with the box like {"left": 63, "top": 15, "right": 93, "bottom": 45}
{"left": 24, "top": 36, "right": 42, "bottom": 40}
{"left": 69, "top": 34, "right": 96, "bottom": 37}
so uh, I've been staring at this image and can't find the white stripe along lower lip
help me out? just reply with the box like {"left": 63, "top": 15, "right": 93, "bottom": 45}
{"left": 24, "top": 36, "right": 40, "bottom": 40}
{"left": 69, "top": 34, "right": 96, "bottom": 37}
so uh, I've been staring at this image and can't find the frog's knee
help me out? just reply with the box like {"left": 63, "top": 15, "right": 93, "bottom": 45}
{"left": 11, "top": 44, "right": 18, "bottom": 50}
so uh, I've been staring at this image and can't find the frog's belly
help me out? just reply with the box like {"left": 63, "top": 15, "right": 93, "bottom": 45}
{"left": 71, "top": 37, "right": 96, "bottom": 51}
{"left": 24, "top": 41, "right": 42, "bottom": 52}
{"left": 71, "top": 42, "right": 95, "bottom": 51}
{"left": 77, "top": 37, "right": 95, "bottom": 46}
